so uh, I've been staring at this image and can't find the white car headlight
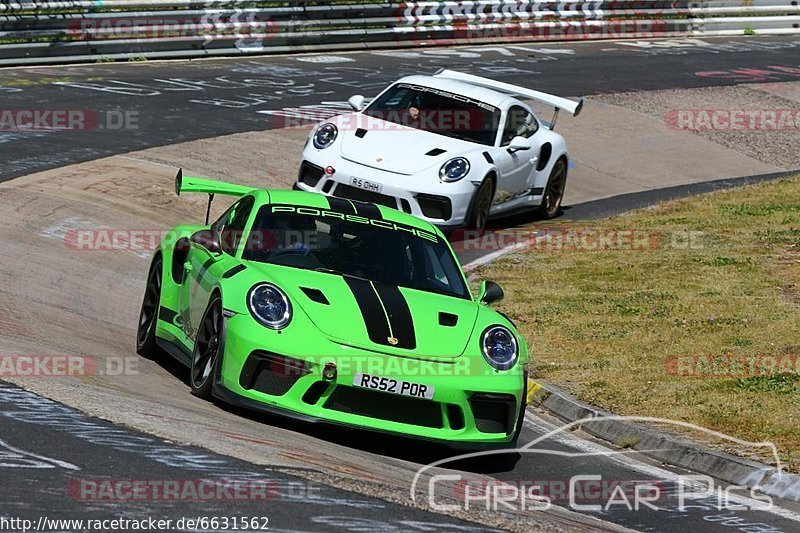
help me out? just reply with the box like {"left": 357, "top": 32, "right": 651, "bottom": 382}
{"left": 313, "top": 123, "right": 338, "bottom": 149}
{"left": 439, "top": 157, "right": 470, "bottom": 182}
{"left": 248, "top": 283, "right": 292, "bottom": 329}
{"left": 481, "top": 326, "right": 518, "bottom": 371}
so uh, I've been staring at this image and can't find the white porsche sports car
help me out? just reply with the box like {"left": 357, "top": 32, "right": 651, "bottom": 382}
{"left": 294, "top": 69, "right": 583, "bottom": 230}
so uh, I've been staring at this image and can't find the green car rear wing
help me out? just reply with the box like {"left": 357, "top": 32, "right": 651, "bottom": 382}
{"left": 175, "top": 168, "right": 253, "bottom": 197}
{"left": 174, "top": 168, "right": 254, "bottom": 224}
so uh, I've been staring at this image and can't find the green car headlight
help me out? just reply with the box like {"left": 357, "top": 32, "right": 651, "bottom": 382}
{"left": 481, "top": 325, "right": 518, "bottom": 371}
{"left": 248, "top": 283, "right": 292, "bottom": 330}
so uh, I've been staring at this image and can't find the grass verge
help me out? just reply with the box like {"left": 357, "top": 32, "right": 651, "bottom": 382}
{"left": 474, "top": 175, "right": 800, "bottom": 470}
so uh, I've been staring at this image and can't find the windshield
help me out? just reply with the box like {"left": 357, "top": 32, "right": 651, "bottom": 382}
{"left": 242, "top": 205, "right": 471, "bottom": 300}
{"left": 363, "top": 83, "right": 500, "bottom": 146}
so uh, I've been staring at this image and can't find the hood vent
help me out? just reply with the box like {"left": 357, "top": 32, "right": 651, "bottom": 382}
{"left": 426, "top": 148, "right": 446, "bottom": 156}
{"left": 439, "top": 312, "right": 458, "bottom": 327}
{"left": 300, "top": 287, "right": 330, "bottom": 305}
{"left": 355, "top": 128, "right": 367, "bottom": 138}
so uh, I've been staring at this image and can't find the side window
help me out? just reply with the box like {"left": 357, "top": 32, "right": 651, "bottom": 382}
{"left": 500, "top": 105, "right": 538, "bottom": 145}
{"left": 423, "top": 246, "right": 449, "bottom": 286}
{"left": 212, "top": 196, "right": 254, "bottom": 256}
{"left": 211, "top": 203, "right": 235, "bottom": 234}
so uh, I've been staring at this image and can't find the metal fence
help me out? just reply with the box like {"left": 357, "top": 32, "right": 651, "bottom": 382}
{"left": 1, "top": 1, "right": 798, "bottom": 65}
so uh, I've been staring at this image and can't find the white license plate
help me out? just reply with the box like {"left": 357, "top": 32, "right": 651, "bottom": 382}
{"left": 350, "top": 177, "right": 382, "bottom": 193}
{"left": 353, "top": 373, "right": 434, "bottom": 399}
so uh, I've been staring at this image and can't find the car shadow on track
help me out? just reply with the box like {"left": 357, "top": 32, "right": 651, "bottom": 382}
{"left": 150, "top": 355, "right": 521, "bottom": 473}
{"left": 444, "top": 206, "right": 572, "bottom": 249}
{"left": 445, "top": 208, "right": 574, "bottom": 274}
{"left": 486, "top": 205, "right": 573, "bottom": 231}
{"left": 151, "top": 350, "right": 193, "bottom": 387}
{"left": 214, "top": 399, "right": 523, "bottom": 474}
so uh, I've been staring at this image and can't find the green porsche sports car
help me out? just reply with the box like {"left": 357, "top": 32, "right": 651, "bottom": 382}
{"left": 136, "top": 169, "right": 529, "bottom": 447}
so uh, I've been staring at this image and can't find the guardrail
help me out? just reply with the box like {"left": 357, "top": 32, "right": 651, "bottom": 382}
{"left": 0, "top": 1, "right": 798, "bottom": 65}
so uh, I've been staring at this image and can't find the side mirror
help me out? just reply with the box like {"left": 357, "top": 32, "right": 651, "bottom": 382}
{"left": 190, "top": 229, "right": 222, "bottom": 255}
{"left": 507, "top": 136, "right": 531, "bottom": 153}
{"left": 348, "top": 94, "right": 366, "bottom": 111}
{"left": 478, "top": 280, "right": 504, "bottom": 306}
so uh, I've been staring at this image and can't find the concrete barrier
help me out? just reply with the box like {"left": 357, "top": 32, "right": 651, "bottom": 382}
{"left": 0, "top": 1, "right": 798, "bottom": 65}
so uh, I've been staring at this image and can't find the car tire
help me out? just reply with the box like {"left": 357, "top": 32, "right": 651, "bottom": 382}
{"left": 467, "top": 178, "right": 494, "bottom": 230}
{"left": 190, "top": 294, "right": 224, "bottom": 400}
{"left": 536, "top": 158, "right": 567, "bottom": 219}
{"left": 136, "top": 256, "right": 164, "bottom": 359}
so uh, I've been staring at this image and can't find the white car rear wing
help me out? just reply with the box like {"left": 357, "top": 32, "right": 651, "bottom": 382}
{"left": 433, "top": 69, "right": 584, "bottom": 129}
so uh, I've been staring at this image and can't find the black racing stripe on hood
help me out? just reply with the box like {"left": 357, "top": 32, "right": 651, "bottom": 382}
{"left": 327, "top": 196, "right": 356, "bottom": 214}
{"left": 353, "top": 201, "right": 382, "bottom": 220}
{"left": 343, "top": 277, "right": 391, "bottom": 346}
{"left": 373, "top": 283, "right": 416, "bottom": 350}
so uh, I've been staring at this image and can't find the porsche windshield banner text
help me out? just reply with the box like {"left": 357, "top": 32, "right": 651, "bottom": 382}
{"left": 269, "top": 206, "right": 439, "bottom": 242}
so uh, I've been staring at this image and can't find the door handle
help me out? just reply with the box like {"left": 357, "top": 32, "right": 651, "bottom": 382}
{"left": 529, "top": 156, "right": 539, "bottom": 165}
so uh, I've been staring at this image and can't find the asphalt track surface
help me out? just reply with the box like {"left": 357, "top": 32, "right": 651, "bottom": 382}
{"left": 4, "top": 376, "right": 800, "bottom": 533}
{"left": 2, "top": 37, "right": 800, "bottom": 532}
{"left": 1, "top": 36, "right": 800, "bottom": 182}
{"left": 0, "top": 381, "right": 491, "bottom": 533}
